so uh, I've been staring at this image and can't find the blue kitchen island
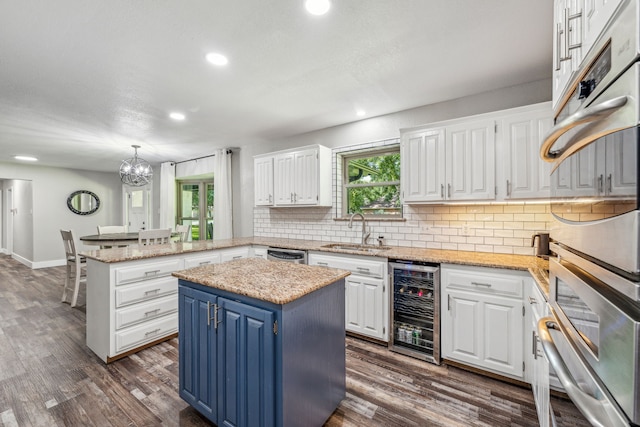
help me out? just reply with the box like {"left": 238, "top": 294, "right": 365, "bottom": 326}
{"left": 173, "top": 258, "right": 350, "bottom": 427}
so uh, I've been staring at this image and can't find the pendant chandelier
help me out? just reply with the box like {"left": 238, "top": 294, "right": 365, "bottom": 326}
{"left": 119, "top": 145, "right": 153, "bottom": 186}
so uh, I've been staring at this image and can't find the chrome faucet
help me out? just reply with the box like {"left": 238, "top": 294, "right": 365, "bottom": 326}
{"left": 348, "top": 213, "right": 370, "bottom": 246}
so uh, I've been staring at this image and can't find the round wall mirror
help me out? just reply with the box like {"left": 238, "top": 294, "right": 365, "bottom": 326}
{"left": 67, "top": 190, "right": 100, "bottom": 215}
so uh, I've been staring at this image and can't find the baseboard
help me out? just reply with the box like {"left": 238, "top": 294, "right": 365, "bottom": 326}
{"left": 0, "top": 248, "right": 8, "bottom": 255}
{"left": 8, "top": 254, "right": 66, "bottom": 269}
{"left": 11, "top": 253, "right": 33, "bottom": 268}
{"left": 33, "top": 259, "right": 67, "bottom": 269}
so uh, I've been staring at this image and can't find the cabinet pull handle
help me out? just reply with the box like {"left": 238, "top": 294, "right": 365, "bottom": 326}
{"left": 144, "top": 270, "right": 161, "bottom": 277}
{"left": 232, "top": 256, "right": 242, "bottom": 260}
{"left": 447, "top": 294, "right": 451, "bottom": 311}
{"left": 471, "top": 282, "right": 492, "bottom": 288}
{"left": 144, "top": 288, "right": 160, "bottom": 296}
{"left": 532, "top": 330, "right": 538, "bottom": 359}
{"left": 317, "top": 262, "right": 328, "bottom": 266}
{"left": 207, "top": 302, "right": 222, "bottom": 328}
{"left": 565, "top": 8, "right": 582, "bottom": 53}
{"left": 290, "top": 193, "right": 294, "bottom": 203}
{"left": 357, "top": 267, "right": 370, "bottom": 273}
{"left": 440, "top": 184, "right": 444, "bottom": 199}
{"left": 555, "top": 22, "right": 562, "bottom": 71}
{"left": 528, "top": 296, "right": 537, "bottom": 305}
{"left": 598, "top": 174, "right": 604, "bottom": 193}
{"left": 145, "top": 328, "right": 161, "bottom": 337}
{"left": 199, "top": 261, "right": 211, "bottom": 266}
{"left": 294, "top": 193, "right": 297, "bottom": 203}
{"left": 269, "top": 194, "right": 272, "bottom": 203}
{"left": 506, "top": 180, "right": 511, "bottom": 197}
{"left": 144, "top": 309, "right": 160, "bottom": 317}
{"left": 607, "top": 174, "right": 612, "bottom": 193}
{"left": 447, "top": 183, "right": 451, "bottom": 198}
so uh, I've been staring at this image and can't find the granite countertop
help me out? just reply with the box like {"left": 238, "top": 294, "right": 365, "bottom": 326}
{"left": 82, "top": 235, "right": 550, "bottom": 299}
{"left": 172, "top": 258, "right": 351, "bottom": 304}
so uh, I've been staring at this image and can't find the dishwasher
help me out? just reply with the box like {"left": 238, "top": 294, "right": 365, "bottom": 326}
{"left": 266, "top": 247, "right": 307, "bottom": 264}
{"left": 388, "top": 259, "right": 440, "bottom": 364}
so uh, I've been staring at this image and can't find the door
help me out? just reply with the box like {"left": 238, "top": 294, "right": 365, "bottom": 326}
{"left": 445, "top": 119, "right": 495, "bottom": 201}
{"left": 293, "top": 148, "right": 318, "bottom": 205}
{"left": 273, "top": 153, "right": 295, "bottom": 205}
{"left": 401, "top": 129, "right": 446, "bottom": 202}
{"left": 178, "top": 286, "right": 218, "bottom": 421}
{"left": 177, "top": 181, "right": 214, "bottom": 241}
{"left": 444, "top": 290, "right": 482, "bottom": 363}
{"left": 254, "top": 157, "right": 274, "bottom": 206}
{"left": 216, "top": 297, "right": 275, "bottom": 427}
{"left": 124, "top": 186, "right": 150, "bottom": 231}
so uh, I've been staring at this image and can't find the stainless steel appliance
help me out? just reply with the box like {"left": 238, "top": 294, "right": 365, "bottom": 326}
{"left": 388, "top": 259, "right": 440, "bottom": 364}
{"left": 538, "top": 1, "right": 640, "bottom": 424}
{"left": 266, "top": 247, "right": 307, "bottom": 264}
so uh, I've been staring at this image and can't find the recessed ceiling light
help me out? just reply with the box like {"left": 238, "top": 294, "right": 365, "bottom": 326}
{"left": 305, "top": 0, "right": 331, "bottom": 15}
{"left": 169, "top": 112, "right": 186, "bottom": 121}
{"left": 14, "top": 155, "right": 38, "bottom": 162}
{"left": 356, "top": 110, "right": 366, "bottom": 117}
{"left": 206, "top": 52, "right": 229, "bottom": 66}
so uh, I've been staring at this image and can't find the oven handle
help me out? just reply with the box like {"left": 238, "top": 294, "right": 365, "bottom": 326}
{"left": 539, "top": 95, "right": 628, "bottom": 162}
{"left": 537, "top": 317, "right": 628, "bottom": 427}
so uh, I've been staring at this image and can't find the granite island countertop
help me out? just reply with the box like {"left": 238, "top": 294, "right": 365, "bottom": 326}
{"left": 172, "top": 257, "right": 351, "bottom": 304}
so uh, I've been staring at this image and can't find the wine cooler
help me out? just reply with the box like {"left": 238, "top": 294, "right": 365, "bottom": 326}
{"left": 388, "top": 259, "right": 440, "bottom": 364}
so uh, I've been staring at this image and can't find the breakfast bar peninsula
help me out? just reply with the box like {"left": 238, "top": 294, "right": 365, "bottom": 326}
{"left": 172, "top": 258, "right": 350, "bottom": 427}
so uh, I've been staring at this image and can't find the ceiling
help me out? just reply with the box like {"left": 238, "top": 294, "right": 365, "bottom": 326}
{"left": 0, "top": 1, "right": 553, "bottom": 173}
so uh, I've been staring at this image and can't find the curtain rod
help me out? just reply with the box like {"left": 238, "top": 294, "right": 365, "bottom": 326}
{"left": 172, "top": 149, "right": 234, "bottom": 166}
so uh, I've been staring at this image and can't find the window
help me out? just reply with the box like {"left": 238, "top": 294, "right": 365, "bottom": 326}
{"left": 342, "top": 147, "right": 401, "bottom": 217}
{"left": 177, "top": 180, "right": 214, "bottom": 241}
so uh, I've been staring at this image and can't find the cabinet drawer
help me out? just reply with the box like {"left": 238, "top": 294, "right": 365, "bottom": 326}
{"left": 115, "top": 276, "right": 177, "bottom": 307}
{"left": 115, "top": 294, "right": 178, "bottom": 330}
{"left": 443, "top": 266, "right": 524, "bottom": 298}
{"left": 310, "top": 254, "right": 385, "bottom": 278}
{"left": 115, "top": 313, "right": 178, "bottom": 353}
{"left": 115, "top": 259, "right": 182, "bottom": 286}
{"left": 220, "top": 247, "right": 249, "bottom": 262}
{"left": 184, "top": 253, "right": 220, "bottom": 269}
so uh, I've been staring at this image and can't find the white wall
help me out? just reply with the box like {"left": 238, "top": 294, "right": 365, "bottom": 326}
{"left": 234, "top": 78, "right": 552, "bottom": 237}
{"left": 0, "top": 162, "right": 123, "bottom": 267}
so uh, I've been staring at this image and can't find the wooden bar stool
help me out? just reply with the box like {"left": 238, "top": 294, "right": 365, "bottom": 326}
{"left": 60, "top": 229, "right": 87, "bottom": 307}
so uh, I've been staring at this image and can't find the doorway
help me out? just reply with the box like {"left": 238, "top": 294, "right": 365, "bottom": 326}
{"left": 177, "top": 180, "right": 213, "bottom": 241}
{"left": 124, "top": 185, "right": 151, "bottom": 231}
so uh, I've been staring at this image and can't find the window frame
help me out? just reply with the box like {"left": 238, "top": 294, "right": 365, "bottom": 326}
{"left": 340, "top": 146, "right": 401, "bottom": 219}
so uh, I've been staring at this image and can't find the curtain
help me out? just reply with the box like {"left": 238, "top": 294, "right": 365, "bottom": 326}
{"left": 159, "top": 162, "right": 176, "bottom": 230}
{"left": 213, "top": 149, "right": 233, "bottom": 240}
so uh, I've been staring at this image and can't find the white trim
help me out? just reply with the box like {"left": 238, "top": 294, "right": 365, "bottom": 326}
{"left": 33, "top": 259, "right": 67, "bottom": 269}
{"left": 11, "top": 253, "right": 32, "bottom": 268}
{"left": 0, "top": 248, "right": 8, "bottom": 255}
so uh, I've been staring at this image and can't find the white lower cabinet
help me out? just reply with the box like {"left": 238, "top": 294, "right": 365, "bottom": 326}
{"left": 86, "top": 246, "right": 252, "bottom": 363}
{"left": 308, "top": 252, "right": 388, "bottom": 341}
{"left": 441, "top": 264, "right": 528, "bottom": 380}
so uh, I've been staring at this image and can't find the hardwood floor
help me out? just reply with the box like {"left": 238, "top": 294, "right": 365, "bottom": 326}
{"left": 0, "top": 255, "right": 588, "bottom": 426}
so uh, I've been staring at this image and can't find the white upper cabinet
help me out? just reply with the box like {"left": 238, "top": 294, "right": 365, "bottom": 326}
{"left": 254, "top": 156, "right": 274, "bottom": 206}
{"left": 583, "top": 0, "right": 624, "bottom": 59}
{"left": 499, "top": 103, "right": 554, "bottom": 200}
{"left": 401, "top": 119, "right": 495, "bottom": 203}
{"left": 446, "top": 120, "right": 496, "bottom": 201}
{"left": 552, "top": 0, "right": 584, "bottom": 110}
{"left": 401, "top": 128, "right": 446, "bottom": 202}
{"left": 254, "top": 145, "right": 332, "bottom": 207}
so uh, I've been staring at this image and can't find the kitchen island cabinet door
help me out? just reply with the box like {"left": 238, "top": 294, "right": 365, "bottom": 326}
{"left": 217, "top": 297, "right": 276, "bottom": 427}
{"left": 179, "top": 286, "right": 218, "bottom": 421}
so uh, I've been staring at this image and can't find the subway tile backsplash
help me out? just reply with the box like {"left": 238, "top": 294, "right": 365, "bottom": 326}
{"left": 254, "top": 203, "right": 552, "bottom": 256}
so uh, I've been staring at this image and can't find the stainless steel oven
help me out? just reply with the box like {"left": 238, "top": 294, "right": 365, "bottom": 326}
{"left": 539, "top": 1, "right": 640, "bottom": 425}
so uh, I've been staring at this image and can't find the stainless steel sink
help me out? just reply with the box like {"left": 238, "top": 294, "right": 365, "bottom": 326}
{"left": 321, "top": 243, "right": 391, "bottom": 253}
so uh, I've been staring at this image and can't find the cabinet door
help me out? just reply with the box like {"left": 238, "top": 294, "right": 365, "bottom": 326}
{"left": 254, "top": 157, "right": 274, "bottom": 206}
{"left": 583, "top": 0, "right": 623, "bottom": 58}
{"left": 443, "top": 290, "right": 482, "bottom": 363}
{"left": 293, "top": 148, "right": 319, "bottom": 205}
{"left": 503, "top": 108, "right": 553, "bottom": 199}
{"left": 217, "top": 298, "right": 275, "bottom": 427}
{"left": 605, "top": 130, "right": 637, "bottom": 197}
{"left": 274, "top": 153, "right": 295, "bottom": 205}
{"left": 446, "top": 119, "right": 495, "bottom": 201}
{"left": 443, "top": 289, "right": 524, "bottom": 379}
{"left": 179, "top": 286, "right": 218, "bottom": 422}
{"left": 401, "top": 129, "right": 446, "bottom": 202}
{"left": 345, "top": 275, "right": 386, "bottom": 341}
